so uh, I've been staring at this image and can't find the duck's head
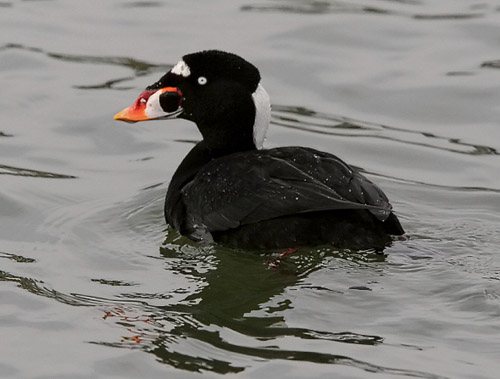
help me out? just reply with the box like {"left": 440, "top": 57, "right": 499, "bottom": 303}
{"left": 114, "top": 50, "right": 271, "bottom": 151}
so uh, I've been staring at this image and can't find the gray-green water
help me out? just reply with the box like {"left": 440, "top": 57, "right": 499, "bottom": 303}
{"left": 1, "top": 1, "right": 499, "bottom": 378}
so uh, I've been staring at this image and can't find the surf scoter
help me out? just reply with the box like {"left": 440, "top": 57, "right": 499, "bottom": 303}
{"left": 114, "top": 50, "right": 404, "bottom": 250}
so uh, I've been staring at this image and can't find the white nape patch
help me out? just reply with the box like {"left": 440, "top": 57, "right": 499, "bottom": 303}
{"left": 252, "top": 83, "right": 271, "bottom": 149}
{"left": 145, "top": 89, "right": 169, "bottom": 119}
{"left": 171, "top": 60, "right": 191, "bottom": 77}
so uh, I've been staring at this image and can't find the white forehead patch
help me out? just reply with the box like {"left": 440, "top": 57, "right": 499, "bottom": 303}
{"left": 171, "top": 60, "right": 191, "bottom": 77}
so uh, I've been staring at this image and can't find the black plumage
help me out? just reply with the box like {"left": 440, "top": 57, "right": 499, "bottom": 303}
{"left": 115, "top": 50, "right": 405, "bottom": 250}
{"left": 165, "top": 144, "right": 403, "bottom": 250}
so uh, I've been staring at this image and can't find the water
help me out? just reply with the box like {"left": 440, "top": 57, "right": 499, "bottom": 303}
{"left": 1, "top": 0, "right": 500, "bottom": 378}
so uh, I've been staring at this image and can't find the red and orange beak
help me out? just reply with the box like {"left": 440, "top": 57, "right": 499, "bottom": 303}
{"left": 114, "top": 87, "right": 183, "bottom": 123}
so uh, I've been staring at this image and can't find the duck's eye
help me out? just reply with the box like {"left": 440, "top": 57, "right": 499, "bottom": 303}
{"left": 197, "top": 76, "right": 207, "bottom": 85}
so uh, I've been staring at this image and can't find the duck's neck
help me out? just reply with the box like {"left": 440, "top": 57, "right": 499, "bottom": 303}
{"left": 173, "top": 137, "right": 256, "bottom": 187}
{"left": 199, "top": 126, "right": 257, "bottom": 158}
{"left": 195, "top": 99, "right": 258, "bottom": 157}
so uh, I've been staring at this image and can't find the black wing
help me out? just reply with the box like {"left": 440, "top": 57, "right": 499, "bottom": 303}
{"left": 181, "top": 147, "right": 393, "bottom": 232}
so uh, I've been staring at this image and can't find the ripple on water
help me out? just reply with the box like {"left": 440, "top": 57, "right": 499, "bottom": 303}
{"left": 0, "top": 164, "right": 77, "bottom": 179}
{"left": 271, "top": 105, "right": 499, "bottom": 157}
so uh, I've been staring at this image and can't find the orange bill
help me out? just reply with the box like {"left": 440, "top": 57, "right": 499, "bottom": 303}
{"left": 114, "top": 87, "right": 182, "bottom": 122}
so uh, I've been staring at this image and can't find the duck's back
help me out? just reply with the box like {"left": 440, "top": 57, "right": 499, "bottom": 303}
{"left": 169, "top": 146, "right": 404, "bottom": 250}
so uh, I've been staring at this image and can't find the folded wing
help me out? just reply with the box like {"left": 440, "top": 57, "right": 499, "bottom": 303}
{"left": 181, "top": 147, "right": 393, "bottom": 233}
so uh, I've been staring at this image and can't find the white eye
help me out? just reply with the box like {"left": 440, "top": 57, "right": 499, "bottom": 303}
{"left": 198, "top": 76, "right": 207, "bottom": 85}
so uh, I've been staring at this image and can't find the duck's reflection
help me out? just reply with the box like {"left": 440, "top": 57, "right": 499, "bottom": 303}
{"left": 107, "top": 235, "right": 392, "bottom": 374}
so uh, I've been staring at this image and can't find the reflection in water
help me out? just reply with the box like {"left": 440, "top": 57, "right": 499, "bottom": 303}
{"left": 0, "top": 43, "right": 170, "bottom": 90}
{"left": 121, "top": 1, "right": 162, "bottom": 8}
{"left": 357, "top": 166, "right": 500, "bottom": 194}
{"left": 74, "top": 77, "right": 136, "bottom": 90}
{"left": 86, "top": 241, "right": 443, "bottom": 378}
{"left": 481, "top": 60, "right": 500, "bottom": 69}
{"left": 0, "top": 264, "right": 152, "bottom": 309}
{"left": 272, "top": 105, "right": 499, "bottom": 156}
{"left": 1, "top": 244, "right": 412, "bottom": 376}
{"left": 0, "top": 252, "right": 36, "bottom": 263}
{"left": 413, "top": 13, "right": 482, "bottom": 20}
{"left": 47, "top": 51, "right": 168, "bottom": 75}
{"left": 445, "top": 71, "right": 475, "bottom": 76}
{"left": 241, "top": 1, "right": 393, "bottom": 15}
{"left": 0, "top": 269, "right": 86, "bottom": 307}
{"left": 242, "top": 0, "right": 488, "bottom": 20}
{"left": 0, "top": 164, "right": 76, "bottom": 179}
{"left": 90, "top": 278, "right": 139, "bottom": 287}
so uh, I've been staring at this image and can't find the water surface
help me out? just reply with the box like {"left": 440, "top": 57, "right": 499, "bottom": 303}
{"left": 1, "top": 1, "right": 499, "bottom": 378}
